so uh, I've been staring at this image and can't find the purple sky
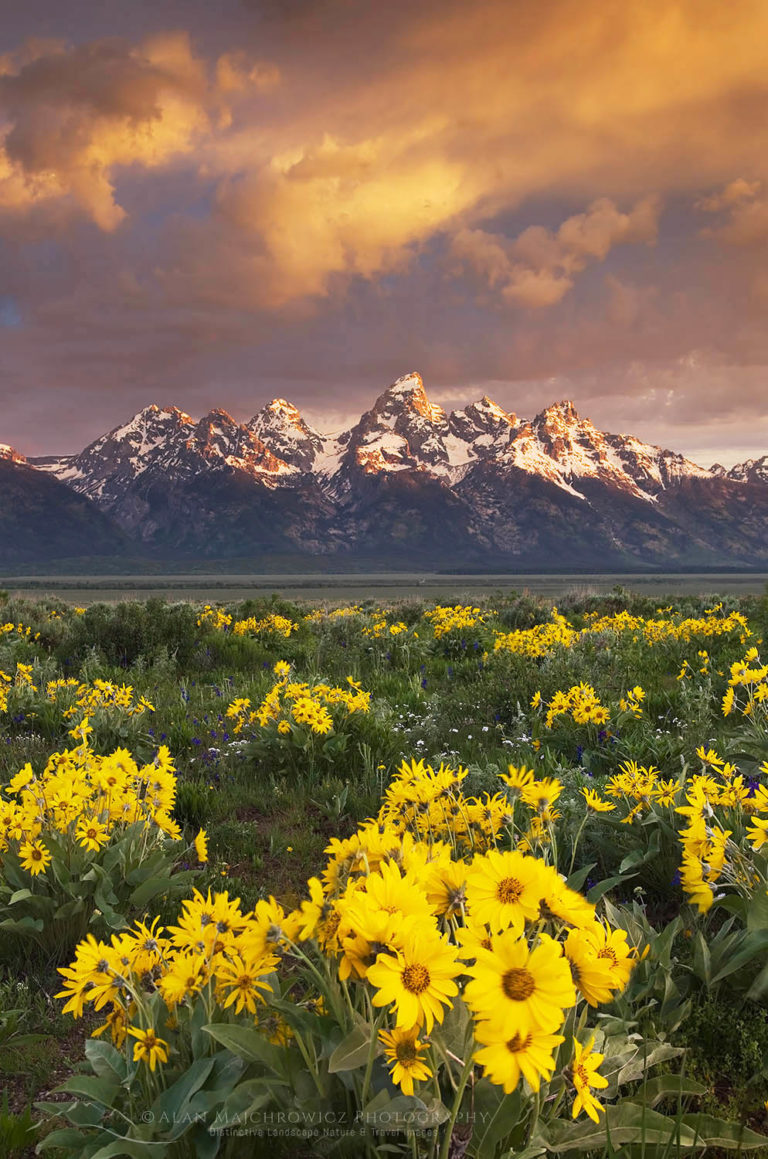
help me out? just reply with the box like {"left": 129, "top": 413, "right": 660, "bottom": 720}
{"left": 1, "top": 0, "right": 768, "bottom": 466}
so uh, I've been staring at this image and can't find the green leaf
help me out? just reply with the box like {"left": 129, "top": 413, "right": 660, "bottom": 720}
{"left": 186, "top": 1124, "right": 220, "bottom": 1159}
{"left": 541, "top": 1101, "right": 699, "bottom": 1151}
{"left": 471, "top": 1079, "right": 523, "bottom": 1157}
{"left": 328, "top": 1023, "right": 373, "bottom": 1073}
{"left": 202, "top": 1023, "right": 283, "bottom": 1073}
{"left": 64, "top": 1099, "right": 109, "bottom": 1128}
{"left": 566, "top": 863, "right": 596, "bottom": 892}
{"left": 616, "top": 1043, "right": 683, "bottom": 1085}
{"left": 129, "top": 876, "right": 175, "bottom": 909}
{"left": 587, "top": 873, "right": 635, "bottom": 904}
{"left": 746, "top": 959, "right": 768, "bottom": 1001}
{"left": 747, "top": 887, "right": 768, "bottom": 931}
{"left": 640, "top": 1075, "right": 706, "bottom": 1107}
{"left": 37, "top": 1128, "right": 94, "bottom": 1151}
{"left": 693, "top": 929, "right": 711, "bottom": 987}
{"left": 89, "top": 1141, "right": 170, "bottom": 1159}
{"left": 680, "top": 1113, "right": 768, "bottom": 1149}
{"left": 219, "top": 1077, "right": 287, "bottom": 1121}
{"left": 710, "top": 929, "right": 768, "bottom": 984}
{"left": 150, "top": 1057, "right": 215, "bottom": 1137}
{"left": 52, "top": 1075, "right": 121, "bottom": 1107}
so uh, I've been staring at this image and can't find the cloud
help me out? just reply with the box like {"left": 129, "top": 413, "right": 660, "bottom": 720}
{"left": 3, "top": 0, "right": 768, "bottom": 462}
{"left": 212, "top": 129, "right": 484, "bottom": 303}
{"left": 450, "top": 196, "right": 660, "bottom": 308}
{"left": 696, "top": 177, "right": 761, "bottom": 214}
{"left": 0, "top": 32, "right": 270, "bottom": 229}
{"left": 696, "top": 177, "right": 768, "bottom": 247}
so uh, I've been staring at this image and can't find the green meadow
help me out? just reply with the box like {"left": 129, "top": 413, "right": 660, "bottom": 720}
{"left": 2, "top": 584, "right": 768, "bottom": 1157}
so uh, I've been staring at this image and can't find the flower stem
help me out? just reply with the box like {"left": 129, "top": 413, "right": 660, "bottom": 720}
{"left": 438, "top": 1052, "right": 474, "bottom": 1159}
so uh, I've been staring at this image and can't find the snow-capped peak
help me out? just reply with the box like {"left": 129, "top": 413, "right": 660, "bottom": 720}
{"left": 0, "top": 443, "right": 26, "bottom": 464}
{"left": 725, "top": 455, "right": 768, "bottom": 484}
{"left": 248, "top": 397, "right": 326, "bottom": 471}
{"left": 264, "top": 398, "right": 303, "bottom": 422}
{"left": 373, "top": 371, "right": 447, "bottom": 425}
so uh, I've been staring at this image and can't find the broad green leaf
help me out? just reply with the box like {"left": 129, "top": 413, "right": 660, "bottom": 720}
{"left": 202, "top": 1023, "right": 283, "bottom": 1073}
{"left": 681, "top": 1112, "right": 768, "bottom": 1149}
{"left": 747, "top": 888, "right": 768, "bottom": 931}
{"left": 186, "top": 1124, "right": 220, "bottom": 1159}
{"left": 150, "top": 1056, "right": 215, "bottom": 1136}
{"left": 587, "top": 873, "right": 635, "bottom": 904}
{"left": 541, "top": 1101, "right": 699, "bottom": 1152}
{"left": 53, "top": 1075, "right": 121, "bottom": 1107}
{"left": 692, "top": 930, "right": 711, "bottom": 987}
{"left": 37, "top": 1128, "right": 93, "bottom": 1151}
{"left": 328, "top": 1023, "right": 374, "bottom": 1073}
{"left": 565, "top": 863, "right": 596, "bottom": 892}
{"left": 710, "top": 929, "right": 768, "bottom": 984}
{"left": 130, "top": 875, "right": 175, "bottom": 909}
{"left": 640, "top": 1074, "right": 706, "bottom": 1107}
{"left": 63, "top": 1099, "right": 109, "bottom": 1127}
{"left": 89, "top": 1140, "right": 169, "bottom": 1159}
{"left": 471, "top": 1079, "right": 523, "bottom": 1158}
{"left": 220, "top": 1077, "right": 288, "bottom": 1121}
{"left": 746, "top": 958, "right": 768, "bottom": 1000}
{"left": 617, "top": 1043, "right": 683, "bottom": 1085}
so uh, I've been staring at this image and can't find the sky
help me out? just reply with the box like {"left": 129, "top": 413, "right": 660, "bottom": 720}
{"left": 1, "top": 0, "right": 768, "bottom": 467}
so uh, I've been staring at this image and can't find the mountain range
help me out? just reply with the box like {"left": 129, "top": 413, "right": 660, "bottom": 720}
{"left": 1, "top": 372, "right": 767, "bottom": 569}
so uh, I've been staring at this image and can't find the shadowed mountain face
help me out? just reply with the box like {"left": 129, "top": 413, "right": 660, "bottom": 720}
{"left": 3, "top": 371, "right": 766, "bottom": 568}
{"left": 0, "top": 454, "right": 130, "bottom": 564}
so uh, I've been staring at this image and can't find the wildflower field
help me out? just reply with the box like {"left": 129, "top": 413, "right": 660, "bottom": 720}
{"left": 2, "top": 585, "right": 768, "bottom": 1158}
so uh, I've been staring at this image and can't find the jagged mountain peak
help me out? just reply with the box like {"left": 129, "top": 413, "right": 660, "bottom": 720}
{"left": 129, "top": 403, "right": 193, "bottom": 424}
{"left": 264, "top": 398, "right": 303, "bottom": 421}
{"left": 534, "top": 399, "right": 585, "bottom": 428}
{"left": 248, "top": 397, "right": 325, "bottom": 471}
{"left": 372, "top": 371, "right": 447, "bottom": 425}
{"left": 0, "top": 443, "right": 26, "bottom": 464}
{"left": 726, "top": 454, "right": 768, "bottom": 483}
{"left": 97, "top": 403, "right": 194, "bottom": 452}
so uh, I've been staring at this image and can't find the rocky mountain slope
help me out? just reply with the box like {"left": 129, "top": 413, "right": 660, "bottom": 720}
{"left": 2, "top": 371, "right": 765, "bottom": 568}
{"left": 0, "top": 449, "right": 130, "bottom": 565}
{"left": 713, "top": 456, "right": 768, "bottom": 486}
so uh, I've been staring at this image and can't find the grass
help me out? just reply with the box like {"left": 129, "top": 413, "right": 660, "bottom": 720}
{"left": 2, "top": 583, "right": 768, "bottom": 1154}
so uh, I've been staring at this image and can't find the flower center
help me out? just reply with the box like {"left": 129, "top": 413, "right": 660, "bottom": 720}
{"left": 402, "top": 963, "right": 431, "bottom": 994}
{"left": 497, "top": 876, "right": 523, "bottom": 905}
{"left": 395, "top": 1040, "right": 418, "bottom": 1064}
{"left": 506, "top": 1032, "right": 532, "bottom": 1053}
{"left": 501, "top": 966, "right": 535, "bottom": 1001}
{"left": 31, "top": 849, "right": 43, "bottom": 861}
{"left": 597, "top": 947, "right": 617, "bottom": 963}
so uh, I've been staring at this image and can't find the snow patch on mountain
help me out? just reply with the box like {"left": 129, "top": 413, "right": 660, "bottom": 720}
{"left": 725, "top": 455, "right": 768, "bottom": 484}
{"left": 26, "top": 371, "right": 727, "bottom": 516}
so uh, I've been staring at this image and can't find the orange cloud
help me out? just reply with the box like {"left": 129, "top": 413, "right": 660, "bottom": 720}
{"left": 5, "top": 0, "right": 768, "bottom": 309}
{"left": 215, "top": 127, "right": 485, "bottom": 302}
{"left": 0, "top": 32, "right": 261, "bottom": 229}
{"left": 450, "top": 196, "right": 660, "bottom": 308}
